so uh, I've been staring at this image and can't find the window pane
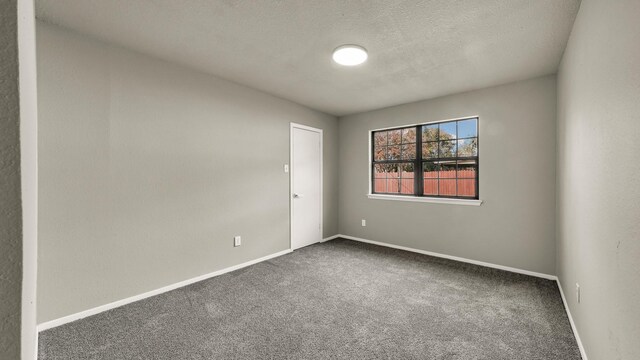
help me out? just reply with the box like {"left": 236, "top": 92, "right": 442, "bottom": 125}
{"left": 439, "top": 179, "right": 457, "bottom": 196}
{"left": 374, "top": 179, "right": 386, "bottom": 193}
{"left": 374, "top": 164, "right": 387, "bottom": 178}
{"left": 386, "top": 145, "right": 401, "bottom": 160}
{"left": 439, "top": 140, "right": 457, "bottom": 158}
{"left": 423, "top": 179, "right": 438, "bottom": 196}
{"left": 402, "top": 128, "right": 416, "bottom": 143}
{"left": 438, "top": 161, "right": 456, "bottom": 178}
{"left": 399, "top": 162, "right": 414, "bottom": 177}
{"left": 385, "top": 164, "right": 400, "bottom": 193}
{"left": 374, "top": 131, "right": 388, "bottom": 147}
{"left": 399, "top": 178, "right": 414, "bottom": 194}
{"left": 457, "top": 161, "right": 477, "bottom": 178}
{"left": 423, "top": 141, "right": 438, "bottom": 158}
{"left": 386, "top": 178, "right": 399, "bottom": 193}
{"left": 457, "top": 179, "right": 476, "bottom": 197}
{"left": 374, "top": 163, "right": 414, "bottom": 194}
{"left": 381, "top": 163, "right": 399, "bottom": 175}
{"left": 374, "top": 145, "right": 386, "bottom": 161}
{"left": 457, "top": 138, "right": 477, "bottom": 157}
{"left": 401, "top": 143, "right": 416, "bottom": 160}
{"left": 423, "top": 162, "right": 438, "bottom": 179}
{"left": 399, "top": 163, "right": 415, "bottom": 194}
{"left": 388, "top": 129, "right": 402, "bottom": 145}
{"left": 439, "top": 122, "right": 456, "bottom": 140}
{"left": 458, "top": 119, "right": 477, "bottom": 138}
{"left": 422, "top": 124, "right": 438, "bottom": 142}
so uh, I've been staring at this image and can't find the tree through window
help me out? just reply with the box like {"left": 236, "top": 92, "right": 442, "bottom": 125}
{"left": 372, "top": 118, "right": 478, "bottom": 199}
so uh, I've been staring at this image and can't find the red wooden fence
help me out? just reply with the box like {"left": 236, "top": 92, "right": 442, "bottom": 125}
{"left": 374, "top": 170, "right": 476, "bottom": 197}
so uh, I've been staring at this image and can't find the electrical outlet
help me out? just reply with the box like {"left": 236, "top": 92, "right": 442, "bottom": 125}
{"left": 361, "top": 219, "right": 366, "bottom": 227}
{"left": 576, "top": 283, "right": 580, "bottom": 303}
{"left": 234, "top": 236, "right": 241, "bottom": 247}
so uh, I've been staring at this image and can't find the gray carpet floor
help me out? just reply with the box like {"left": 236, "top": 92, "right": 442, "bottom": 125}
{"left": 39, "top": 239, "right": 581, "bottom": 359}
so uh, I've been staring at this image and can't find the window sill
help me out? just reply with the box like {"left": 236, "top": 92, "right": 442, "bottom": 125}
{"left": 367, "top": 194, "right": 483, "bottom": 206}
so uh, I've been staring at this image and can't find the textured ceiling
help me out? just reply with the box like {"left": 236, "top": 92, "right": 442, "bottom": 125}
{"left": 36, "top": 0, "right": 580, "bottom": 116}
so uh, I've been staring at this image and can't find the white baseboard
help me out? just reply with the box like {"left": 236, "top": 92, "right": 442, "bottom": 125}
{"left": 37, "top": 248, "right": 293, "bottom": 332}
{"left": 336, "top": 234, "right": 586, "bottom": 357}
{"left": 36, "top": 235, "right": 586, "bottom": 359}
{"left": 556, "top": 279, "right": 588, "bottom": 360}
{"left": 321, "top": 234, "right": 340, "bottom": 242}
{"left": 37, "top": 235, "right": 585, "bottom": 357}
{"left": 336, "top": 234, "right": 557, "bottom": 280}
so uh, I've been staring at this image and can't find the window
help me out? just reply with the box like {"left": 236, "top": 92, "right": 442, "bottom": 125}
{"left": 371, "top": 117, "right": 478, "bottom": 199}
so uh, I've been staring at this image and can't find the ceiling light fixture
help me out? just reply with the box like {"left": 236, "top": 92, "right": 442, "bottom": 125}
{"left": 332, "top": 45, "right": 368, "bottom": 66}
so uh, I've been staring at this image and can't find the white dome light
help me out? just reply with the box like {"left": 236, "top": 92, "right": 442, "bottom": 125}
{"left": 332, "top": 45, "right": 368, "bottom": 66}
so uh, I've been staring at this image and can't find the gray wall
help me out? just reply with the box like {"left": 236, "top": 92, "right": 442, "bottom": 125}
{"left": 339, "top": 76, "right": 557, "bottom": 275}
{"left": 557, "top": 0, "right": 640, "bottom": 359}
{"left": 0, "top": 0, "right": 23, "bottom": 358}
{"left": 36, "top": 22, "right": 338, "bottom": 323}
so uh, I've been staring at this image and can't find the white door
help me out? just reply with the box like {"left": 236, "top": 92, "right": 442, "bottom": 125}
{"left": 290, "top": 123, "right": 322, "bottom": 250}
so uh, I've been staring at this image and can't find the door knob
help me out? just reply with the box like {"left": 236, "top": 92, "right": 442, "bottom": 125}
{"left": 293, "top": 193, "right": 304, "bottom": 198}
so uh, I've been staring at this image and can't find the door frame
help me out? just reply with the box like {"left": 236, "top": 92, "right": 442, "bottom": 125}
{"left": 289, "top": 122, "right": 323, "bottom": 250}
